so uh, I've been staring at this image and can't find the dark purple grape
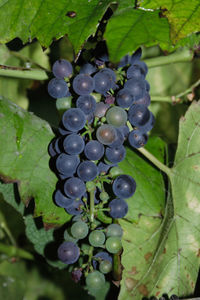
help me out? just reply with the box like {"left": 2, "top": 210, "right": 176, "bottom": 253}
{"left": 109, "top": 128, "right": 124, "bottom": 148}
{"left": 130, "top": 48, "right": 142, "bottom": 64}
{"left": 94, "top": 72, "right": 112, "bottom": 94}
{"left": 132, "top": 61, "right": 148, "bottom": 76}
{"left": 139, "top": 112, "right": 155, "bottom": 132}
{"left": 128, "top": 104, "right": 150, "bottom": 127}
{"left": 63, "top": 134, "right": 85, "bottom": 155}
{"left": 118, "top": 54, "right": 131, "bottom": 68}
{"left": 54, "top": 189, "right": 73, "bottom": 208}
{"left": 94, "top": 102, "right": 110, "bottom": 118}
{"left": 113, "top": 175, "right": 136, "bottom": 199}
{"left": 97, "top": 162, "right": 111, "bottom": 174}
{"left": 52, "top": 59, "right": 73, "bottom": 78}
{"left": 134, "top": 92, "right": 151, "bottom": 106}
{"left": 77, "top": 161, "right": 98, "bottom": 181}
{"left": 71, "top": 269, "right": 82, "bottom": 283}
{"left": 62, "top": 108, "right": 86, "bottom": 132}
{"left": 118, "top": 125, "right": 130, "bottom": 138}
{"left": 124, "top": 79, "right": 145, "bottom": 100}
{"left": 105, "top": 95, "right": 115, "bottom": 105}
{"left": 116, "top": 88, "right": 134, "bottom": 108}
{"left": 109, "top": 198, "right": 128, "bottom": 218}
{"left": 84, "top": 140, "right": 104, "bottom": 161}
{"left": 106, "top": 146, "right": 126, "bottom": 163}
{"left": 127, "top": 64, "right": 145, "bottom": 80}
{"left": 56, "top": 153, "right": 79, "bottom": 176}
{"left": 48, "top": 78, "right": 69, "bottom": 99}
{"left": 57, "top": 241, "right": 79, "bottom": 264}
{"left": 73, "top": 74, "right": 94, "bottom": 95}
{"left": 64, "top": 177, "right": 86, "bottom": 199}
{"left": 48, "top": 139, "right": 57, "bottom": 157}
{"left": 76, "top": 95, "right": 96, "bottom": 114}
{"left": 128, "top": 129, "right": 148, "bottom": 148}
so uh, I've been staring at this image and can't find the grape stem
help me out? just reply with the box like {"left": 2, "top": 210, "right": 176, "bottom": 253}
{"left": 1, "top": 220, "right": 16, "bottom": 246}
{"left": 0, "top": 242, "right": 34, "bottom": 260}
{"left": 144, "top": 48, "right": 193, "bottom": 68}
{"left": 151, "top": 77, "right": 200, "bottom": 103}
{"left": 137, "top": 146, "right": 172, "bottom": 177}
{"left": 89, "top": 189, "right": 95, "bottom": 223}
{"left": 0, "top": 64, "right": 48, "bottom": 80}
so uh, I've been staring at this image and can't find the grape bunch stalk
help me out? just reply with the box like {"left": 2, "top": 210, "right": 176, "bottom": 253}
{"left": 47, "top": 49, "right": 155, "bottom": 294}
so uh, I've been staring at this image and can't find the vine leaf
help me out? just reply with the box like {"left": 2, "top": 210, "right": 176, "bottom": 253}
{"left": 0, "top": 96, "right": 70, "bottom": 226}
{"left": 140, "top": 0, "right": 200, "bottom": 43}
{"left": 118, "top": 101, "right": 200, "bottom": 299}
{"left": 0, "top": 0, "right": 113, "bottom": 54}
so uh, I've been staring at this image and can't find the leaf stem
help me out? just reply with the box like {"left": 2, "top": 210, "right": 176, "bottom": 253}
{"left": 0, "top": 65, "right": 48, "bottom": 80}
{"left": 136, "top": 147, "right": 171, "bottom": 176}
{"left": 0, "top": 242, "right": 34, "bottom": 260}
{"left": 144, "top": 49, "right": 193, "bottom": 68}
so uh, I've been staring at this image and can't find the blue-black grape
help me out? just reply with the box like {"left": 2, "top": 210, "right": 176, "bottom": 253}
{"left": 56, "top": 153, "right": 79, "bottom": 176}
{"left": 93, "top": 72, "right": 112, "bottom": 94}
{"left": 48, "top": 78, "right": 69, "bottom": 99}
{"left": 54, "top": 189, "right": 73, "bottom": 208}
{"left": 128, "top": 104, "right": 150, "bottom": 127}
{"left": 130, "top": 48, "right": 142, "bottom": 64}
{"left": 77, "top": 161, "right": 98, "bottom": 181}
{"left": 118, "top": 54, "right": 131, "bottom": 68}
{"left": 73, "top": 74, "right": 94, "bottom": 95}
{"left": 99, "top": 68, "right": 116, "bottom": 89}
{"left": 127, "top": 64, "right": 145, "bottom": 80}
{"left": 64, "top": 177, "right": 86, "bottom": 199}
{"left": 48, "top": 139, "right": 57, "bottom": 157}
{"left": 116, "top": 88, "right": 134, "bottom": 108}
{"left": 132, "top": 61, "right": 148, "bottom": 76}
{"left": 118, "top": 125, "right": 130, "bottom": 139}
{"left": 97, "top": 162, "right": 111, "bottom": 174}
{"left": 84, "top": 140, "right": 104, "bottom": 160}
{"left": 76, "top": 95, "right": 96, "bottom": 114}
{"left": 124, "top": 79, "right": 145, "bottom": 100}
{"left": 63, "top": 134, "right": 85, "bottom": 155}
{"left": 113, "top": 175, "right": 136, "bottom": 199}
{"left": 94, "top": 102, "right": 110, "bottom": 118}
{"left": 62, "top": 108, "right": 86, "bottom": 132}
{"left": 52, "top": 59, "right": 73, "bottom": 78}
{"left": 65, "top": 199, "right": 84, "bottom": 215}
{"left": 92, "top": 251, "right": 112, "bottom": 269}
{"left": 109, "top": 198, "right": 128, "bottom": 218}
{"left": 80, "top": 63, "right": 97, "bottom": 75}
{"left": 134, "top": 92, "right": 151, "bottom": 106}
{"left": 57, "top": 241, "right": 80, "bottom": 264}
{"left": 128, "top": 129, "right": 148, "bottom": 148}
{"left": 96, "top": 124, "right": 117, "bottom": 146}
{"left": 106, "top": 145, "right": 126, "bottom": 163}
{"left": 139, "top": 111, "right": 155, "bottom": 133}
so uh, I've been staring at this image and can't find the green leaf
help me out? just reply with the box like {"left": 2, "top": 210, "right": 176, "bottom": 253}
{"left": 119, "top": 137, "right": 166, "bottom": 222}
{"left": 0, "top": 0, "right": 113, "bottom": 53}
{"left": 0, "top": 97, "right": 70, "bottom": 226}
{"left": 140, "top": 0, "right": 200, "bottom": 43}
{"left": 118, "top": 102, "right": 200, "bottom": 299}
{"left": 104, "top": 8, "right": 171, "bottom": 62}
{"left": 0, "top": 42, "right": 50, "bottom": 109}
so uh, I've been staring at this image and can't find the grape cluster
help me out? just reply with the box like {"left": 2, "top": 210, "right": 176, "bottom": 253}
{"left": 48, "top": 49, "right": 154, "bottom": 293}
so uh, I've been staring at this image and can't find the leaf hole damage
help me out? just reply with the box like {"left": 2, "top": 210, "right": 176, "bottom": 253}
{"left": 66, "top": 11, "right": 76, "bottom": 18}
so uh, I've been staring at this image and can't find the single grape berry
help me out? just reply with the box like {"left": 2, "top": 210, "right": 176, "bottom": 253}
{"left": 54, "top": 189, "right": 73, "bottom": 208}
{"left": 73, "top": 74, "right": 94, "bottom": 95}
{"left": 94, "top": 72, "right": 112, "bottom": 94}
{"left": 76, "top": 95, "right": 96, "bottom": 114}
{"left": 62, "top": 108, "right": 86, "bottom": 132}
{"left": 52, "top": 59, "right": 73, "bottom": 78}
{"left": 105, "top": 237, "right": 122, "bottom": 254}
{"left": 71, "top": 221, "right": 89, "bottom": 239}
{"left": 80, "top": 63, "right": 97, "bottom": 75}
{"left": 128, "top": 104, "right": 150, "bottom": 127}
{"left": 77, "top": 161, "right": 98, "bottom": 181}
{"left": 86, "top": 271, "right": 105, "bottom": 290}
{"left": 64, "top": 177, "right": 86, "bottom": 199}
{"left": 94, "top": 102, "right": 110, "bottom": 118}
{"left": 99, "top": 260, "right": 112, "bottom": 274}
{"left": 116, "top": 88, "right": 134, "bottom": 108}
{"left": 71, "top": 269, "right": 82, "bottom": 283}
{"left": 106, "top": 106, "right": 127, "bottom": 127}
{"left": 48, "top": 78, "right": 69, "bottom": 99}
{"left": 63, "top": 134, "right": 85, "bottom": 155}
{"left": 106, "top": 224, "right": 123, "bottom": 238}
{"left": 96, "top": 124, "right": 117, "bottom": 145}
{"left": 56, "top": 153, "right": 79, "bottom": 176}
{"left": 89, "top": 230, "right": 105, "bottom": 247}
{"left": 109, "top": 198, "right": 128, "bottom": 218}
{"left": 57, "top": 241, "right": 80, "bottom": 264}
{"left": 105, "top": 145, "right": 126, "bottom": 163}
{"left": 128, "top": 129, "right": 148, "bottom": 148}
{"left": 84, "top": 140, "right": 104, "bottom": 161}
{"left": 65, "top": 199, "right": 84, "bottom": 215}
{"left": 113, "top": 175, "right": 136, "bottom": 199}
{"left": 92, "top": 251, "right": 112, "bottom": 269}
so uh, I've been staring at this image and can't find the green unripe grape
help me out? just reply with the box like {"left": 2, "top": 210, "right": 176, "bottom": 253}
{"left": 86, "top": 271, "right": 105, "bottom": 290}
{"left": 86, "top": 181, "right": 96, "bottom": 192}
{"left": 89, "top": 230, "right": 105, "bottom": 247}
{"left": 100, "top": 191, "right": 109, "bottom": 201}
{"left": 99, "top": 260, "right": 112, "bottom": 274}
{"left": 71, "top": 221, "right": 89, "bottom": 239}
{"left": 109, "top": 166, "right": 124, "bottom": 178}
{"left": 105, "top": 237, "right": 122, "bottom": 254}
{"left": 106, "top": 106, "right": 127, "bottom": 127}
{"left": 106, "top": 224, "right": 123, "bottom": 238}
